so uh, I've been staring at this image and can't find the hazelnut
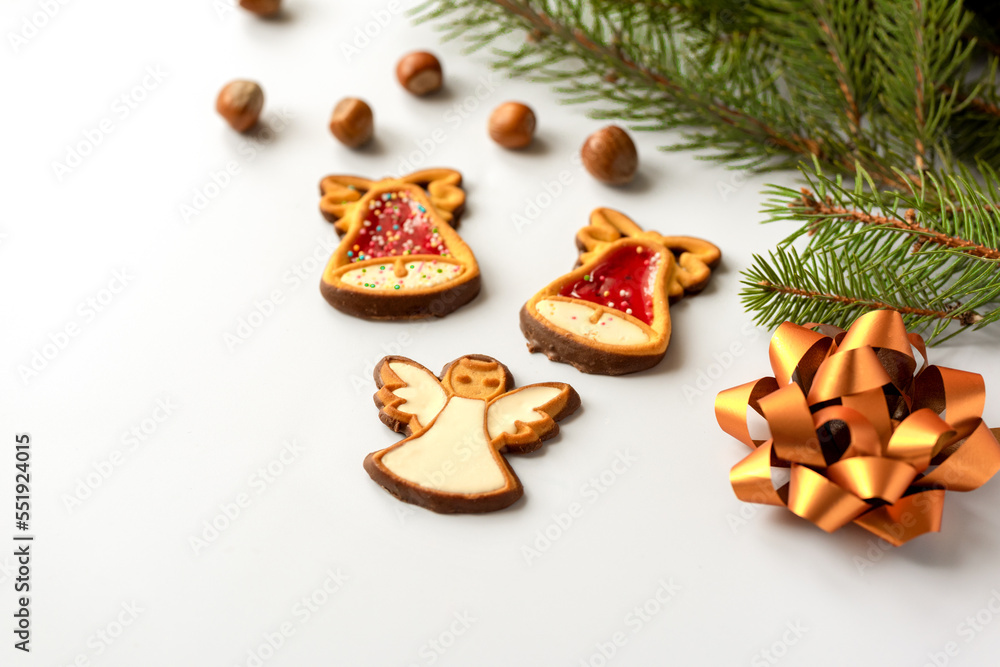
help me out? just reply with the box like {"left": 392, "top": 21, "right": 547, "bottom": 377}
{"left": 329, "top": 97, "right": 374, "bottom": 148}
{"left": 488, "top": 102, "right": 536, "bottom": 149}
{"left": 216, "top": 80, "right": 264, "bottom": 133}
{"left": 581, "top": 125, "right": 638, "bottom": 185}
{"left": 396, "top": 51, "right": 443, "bottom": 96}
{"left": 239, "top": 0, "right": 282, "bottom": 16}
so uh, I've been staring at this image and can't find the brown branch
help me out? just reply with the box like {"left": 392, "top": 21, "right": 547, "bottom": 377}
{"left": 795, "top": 188, "right": 1000, "bottom": 259}
{"left": 755, "top": 281, "right": 976, "bottom": 323}
{"left": 939, "top": 83, "right": 1000, "bottom": 118}
{"left": 962, "top": 32, "right": 1000, "bottom": 57}
{"left": 914, "top": 0, "right": 927, "bottom": 172}
{"left": 818, "top": 19, "right": 859, "bottom": 137}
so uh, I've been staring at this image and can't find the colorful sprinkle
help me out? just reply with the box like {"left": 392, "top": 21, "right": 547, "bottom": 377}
{"left": 341, "top": 261, "right": 463, "bottom": 291}
{"left": 349, "top": 190, "right": 448, "bottom": 263}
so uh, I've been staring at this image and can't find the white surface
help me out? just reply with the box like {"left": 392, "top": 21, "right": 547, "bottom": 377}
{"left": 3, "top": 1, "right": 1000, "bottom": 666}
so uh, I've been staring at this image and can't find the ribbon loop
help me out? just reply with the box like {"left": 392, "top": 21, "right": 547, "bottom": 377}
{"left": 760, "top": 384, "right": 824, "bottom": 466}
{"left": 786, "top": 465, "right": 870, "bottom": 532}
{"left": 768, "top": 322, "right": 831, "bottom": 388}
{"left": 717, "top": 310, "right": 1000, "bottom": 545}
{"left": 730, "top": 441, "right": 786, "bottom": 507}
{"left": 885, "top": 408, "right": 954, "bottom": 472}
{"left": 715, "top": 378, "right": 778, "bottom": 448}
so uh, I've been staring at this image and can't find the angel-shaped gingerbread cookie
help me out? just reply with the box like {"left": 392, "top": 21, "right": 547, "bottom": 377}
{"left": 364, "top": 354, "right": 581, "bottom": 513}
{"left": 318, "top": 168, "right": 479, "bottom": 319}
{"left": 520, "top": 208, "right": 721, "bottom": 375}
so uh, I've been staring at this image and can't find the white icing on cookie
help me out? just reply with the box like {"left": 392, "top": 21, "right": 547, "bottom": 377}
{"left": 342, "top": 260, "right": 464, "bottom": 290}
{"left": 388, "top": 361, "right": 448, "bottom": 430}
{"left": 487, "top": 385, "right": 563, "bottom": 440}
{"left": 536, "top": 299, "right": 649, "bottom": 345}
{"left": 382, "top": 397, "right": 506, "bottom": 494}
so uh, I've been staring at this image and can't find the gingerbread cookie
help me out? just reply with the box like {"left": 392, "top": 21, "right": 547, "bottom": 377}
{"left": 364, "top": 354, "right": 580, "bottom": 513}
{"left": 520, "top": 208, "right": 720, "bottom": 375}
{"left": 318, "top": 169, "right": 479, "bottom": 319}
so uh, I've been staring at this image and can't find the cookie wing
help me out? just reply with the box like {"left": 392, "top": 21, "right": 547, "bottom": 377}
{"left": 486, "top": 383, "right": 581, "bottom": 453}
{"left": 375, "top": 357, "right": 450, "bottom": 435}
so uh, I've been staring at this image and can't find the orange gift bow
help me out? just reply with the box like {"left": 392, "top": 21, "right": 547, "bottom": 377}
{"left": 716, "top": 310, "right": 1000, "bottom": 546}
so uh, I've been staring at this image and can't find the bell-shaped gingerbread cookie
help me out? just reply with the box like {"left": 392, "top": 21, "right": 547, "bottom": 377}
{"left": 318, "top": 169, "right": 479, "bottom": 319}
{"left": 520, "top": 208, "right": 721, "bottom": 375}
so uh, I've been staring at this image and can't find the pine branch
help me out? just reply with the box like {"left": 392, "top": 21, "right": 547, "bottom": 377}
{"left": 419, "top": 0, "right": 1000, "bottom": 187}
{"left": 748, "top": 278, "right": 976, "bottom": 324}
{"left": 417, "top": 0, "right": 1000, "bottom": 342}
{"left": 914, "top": 0, "right": 929, "bottom": 172}
{"left": 792, "top": 188, "right": 1000, "bottom": 260}
{"left": 818, "top": 18, "right": 860, "bottom": 138}
{"left": 481, "top": 0, "right": 823, "bottom": 160}
{"left": 745, "top": 163, "right": 1000, "bottom": 341}
{"left": 417, "top": 0, "right": 925, "bottom": 188}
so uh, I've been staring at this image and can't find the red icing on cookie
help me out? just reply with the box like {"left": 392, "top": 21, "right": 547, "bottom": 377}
{"left": 349, "top": 190, "right": 449, "bottom": 263}
{"left": 559, "top": 245, "right": 660, "bottom": 324}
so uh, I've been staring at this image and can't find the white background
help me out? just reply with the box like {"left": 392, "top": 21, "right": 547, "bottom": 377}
{"left": 3, "top": 1, "right": 1000, "bottom": 665}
